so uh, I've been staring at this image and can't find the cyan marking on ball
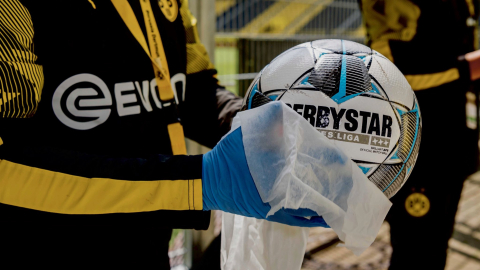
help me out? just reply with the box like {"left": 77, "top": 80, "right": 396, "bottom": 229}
{"left": 269, "top": 95, "right": 278, "bottom": 101}
{"left": 390, "top": 150, "right": 400, "bottom": 160}
{"left": 331, "top": 41, "right": 376, "bottom": 104}
{"left": 300, "top": 75, "right": 313, "bottom": 86}
{"left": 371, "top": 83, "right": 381, "bottom": 95}
{"left": 335, "top": 92, "right": 364, "bottom": 103}
{"left": 407, "top": 166, "right": 412, "bottom": 175}
{"left": 403, "top": 103, "right": 419, "bottom": 163}
{"left": 358, "top": 165, "right": 372, "bottom": 174}
{"left": 382, "top": 103, "right": 420, "bottom": 192}
{"left": 248, "top": 83, "right": 259, "bottom": 109}
{"left": 396, "top": 107, "right": 407, "bottom": 116}
{"left": 334, "top": 86, "right": 380, "bottom": 104}
{"left": 331, "top": 40, "right": 348, "bottom": 104}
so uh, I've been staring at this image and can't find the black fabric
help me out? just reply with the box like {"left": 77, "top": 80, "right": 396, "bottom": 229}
{"left": 0, "top": 225, "right": 173, "bottom": 269}
{"left": 10, "top": 0, "right": 184, "bottom": 157}
{"left": 215, "top": 88, "right": 243, "bottom": 139}
{"left": 0, "top": 0, "right": 242, "bottom": 267}
{"left": 182, "top": 70, "right": 223, "bottom": 148}
{"left": 370, "top": 0, "right": 478, "bottom": 76}
{"left": 182, "top": 70, "right": 242, "bottom": 148}
{"left": 360, "top": 1, "right": 480, "bottom": 268}
{"left": 0, "top": 142, "right": 203, "bottom": 181}
{"left": 0, "top": 1, "right": 233, "bottom": 224}
{"left": 0, "top": 203, "right": 211, "bottom": 229}
{"left": 386, "top": 80, "right": 479, "bottom": 270}
{"left": 192, "top": 234, "right": 222, "bottom": 270}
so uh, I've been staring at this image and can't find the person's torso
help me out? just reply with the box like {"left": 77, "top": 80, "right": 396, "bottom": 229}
{"left": 11, "top": 0, "right": 187, "bottom": 156}
{"left": 362, "top": 0, "right": 478, "bottom": 75}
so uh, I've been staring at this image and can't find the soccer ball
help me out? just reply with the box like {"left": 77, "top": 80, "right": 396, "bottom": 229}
{"left": 242, "top": 39, "right": 421, "bottom": 199}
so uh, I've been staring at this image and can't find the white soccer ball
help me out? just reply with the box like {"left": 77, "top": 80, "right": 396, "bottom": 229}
{"left": 243, "top": 39, "right": 421, "bottom": 198}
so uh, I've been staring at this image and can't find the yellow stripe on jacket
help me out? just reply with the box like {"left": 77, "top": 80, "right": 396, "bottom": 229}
{"left": 0, "top": 159, "right": 203, "bottom": 214}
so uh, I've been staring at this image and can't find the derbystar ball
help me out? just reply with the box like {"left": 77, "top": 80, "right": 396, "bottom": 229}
{"left": 243, "top": 39, "right": 421, "bottom": 199}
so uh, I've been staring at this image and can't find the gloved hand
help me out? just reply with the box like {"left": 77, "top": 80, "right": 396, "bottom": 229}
{"left": 202, "top": 127, "right": 328, "bottom": 227}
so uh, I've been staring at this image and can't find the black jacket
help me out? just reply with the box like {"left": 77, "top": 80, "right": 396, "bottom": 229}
{"left": 0, "top": 0, "right": 241, "bottom": 266}
{"left": 360, "top": 0, "right": 478, "bottom": 90}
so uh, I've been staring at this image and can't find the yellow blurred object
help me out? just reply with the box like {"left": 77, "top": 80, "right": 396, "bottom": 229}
{"left": 0, "top": 160, "right": 203, "bottom": 214}
{"left": 404, "top": 68, "right": 460, "bottom": 91}
{"left": 405, "top": 192, "right": 430, "bottom": 217}
{"left": 362, "top": 0, "right": 420, "bottom": 62}
{"left": 158, "top": 0, "right": 178, "bottom": 22}
{"left": 112, "top": 0, "right": 187, "bottom": 155}
{"left": 88, "top": 0, "right": 96, "bottom": 9}
{"left": 241, "top": 0, "right": 332, "bottom": 36}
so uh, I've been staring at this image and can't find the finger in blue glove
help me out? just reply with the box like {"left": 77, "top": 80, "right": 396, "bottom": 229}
{"left": 202, "top": 127, "right": 329, "bottom": 228}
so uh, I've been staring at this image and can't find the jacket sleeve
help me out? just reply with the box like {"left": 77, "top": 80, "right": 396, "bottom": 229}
{"left": 0, "top": 0, "right": 209, "bottom": 229}
{"left": 359, "top": 0, "right": 478, "bottom": 91}
{"left": 177, "top": 0, "right": 243, "bottom": 148}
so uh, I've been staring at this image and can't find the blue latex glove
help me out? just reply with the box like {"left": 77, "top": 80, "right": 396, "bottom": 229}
{"left": 202, "top": 127, "right": 329, "bottom": 228}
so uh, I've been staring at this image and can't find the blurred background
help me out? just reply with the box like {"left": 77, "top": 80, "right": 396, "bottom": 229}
{"left": 171, "top": 1, "right": 480, "bottom": 269}
{"left": 214, "top": 0, "right": 364, "bottom": 97}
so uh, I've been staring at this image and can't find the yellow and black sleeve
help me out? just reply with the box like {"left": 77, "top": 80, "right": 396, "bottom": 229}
{"left": 0, "top": 0, "right": 208, "bottom": 228}
{"left": 359, "top": 0, "right": 478, "bottom": 91}
{"left": 179, "top": 0, "right": 243, "bottom": 148}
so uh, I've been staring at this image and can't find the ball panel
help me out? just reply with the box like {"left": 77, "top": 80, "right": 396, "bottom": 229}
{"left": 404, "top": 124, "right": 421, "bottom": 180}
{"left": 269, "top": 42, "right": 313, "bottom": 64}
{"left": 313, "top": 48, "right": 334, "bottom": 58}
{"left": 379, "top": 101, "right": 421, "bottom": 198}
{"left": 397, "top": 111, "right": 418, "bottom": 161}
{"left": 344, "top": 55, "right": 372, "bottom": 96}
{"left": 335, "top": 96, "right": 400, "bottom": 163}
{"left": 279, "top": 89, "right": 339, "bottom": 131}
{"left": 374, "top": 163, "right": 406, "bottom": 198}
{"left": 311, "top": 39, "right": 373, "bottom": 55}
{"left": 382, "top": 144, "right": 404, "bottom": 165}
{"left": 341, "top": 40, "right": 373, "bottom": 55}
{"left": 355, "top": 163, "right": 380, "bottom": 177}
{"left": 369, "top": 55, "right": 414, "bottom": 109}
{"left": 311, "top": 39, "right": 343, "bottom": 53}
{"left": 260, "top": 46, "right": 315, "bottom": 91}
{"left": 308, "top": 54, "right": 342, "bottom": 98}
{"left": 308, "top": 54, "right": 373, "bottom": 100}
{"left": 367, "top": 79, "right": 390, "bottom": 101}
{"left": 242, "top": 39, "right": 421, "bottom": 199}
{"left": 264, "top": 90, "right": 287, "bottom": 100}
{"left": 242, "top": 76, "right": 261, "bottom": 109}
{"left": 279, "top": 91, "right": 400, "bottom": 164}
{"left": 373, "top": 50, "right": 389, "bottom": 60}
{"left": 291, "top": 72, "right": 316, "bottom": 90}
{"left": 280, "top": 89, "right": 338, "bottom": 112}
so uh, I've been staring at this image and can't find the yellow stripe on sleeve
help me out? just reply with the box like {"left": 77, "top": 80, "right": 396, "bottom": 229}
{"left": 179, "top": 0, "right": 215, "bottom": 74}
{"left": 0, "top": 0, "right": 43, "bottom": 118}
{"left": 405, "top": 68, "right": 460, "bottom": 91}
{"left": 0, "top": 159, "right": 203, "bottom": 214}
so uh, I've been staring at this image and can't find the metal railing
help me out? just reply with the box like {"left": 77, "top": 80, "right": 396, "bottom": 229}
{"left": 214, "top": 0, "right": 365, "bottom": 96}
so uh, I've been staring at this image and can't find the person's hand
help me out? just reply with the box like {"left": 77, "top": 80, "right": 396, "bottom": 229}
{"left": 464, "top": 49, "right": 480, "bottom": 81}
{"left": 202, "top": 127, "right": 328, "bottom": 227}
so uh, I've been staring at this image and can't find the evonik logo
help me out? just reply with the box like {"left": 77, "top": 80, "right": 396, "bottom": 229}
{"left": 52, "top": 73, "right": 185, "bottom": 130}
